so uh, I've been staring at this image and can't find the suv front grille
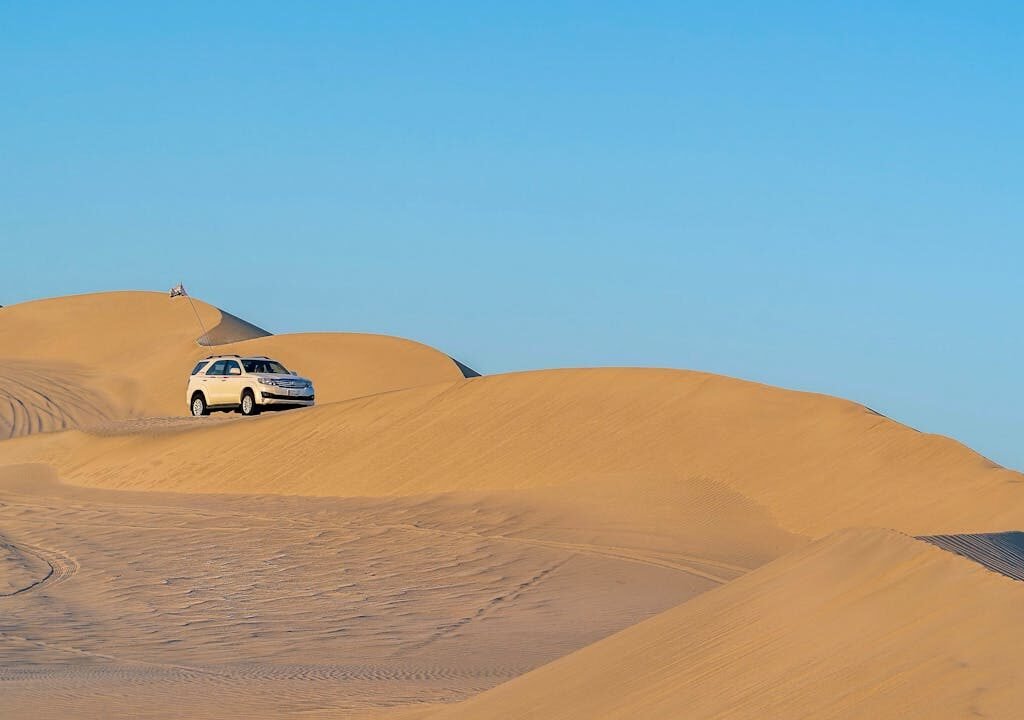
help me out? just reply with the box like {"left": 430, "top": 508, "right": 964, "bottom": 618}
{"left": 274, "top": 380, "right": 309, "bottom": 389}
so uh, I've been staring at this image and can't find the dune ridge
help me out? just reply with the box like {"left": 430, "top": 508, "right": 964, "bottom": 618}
{"left": 6, "top": 366, "right": 1019, "bottom": 538}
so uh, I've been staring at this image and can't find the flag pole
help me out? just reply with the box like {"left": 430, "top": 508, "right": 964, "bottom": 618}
{"left": 187, "top": 294, "right": 209, "bottom": 345}
{"left": 171, "top": 282, "right": 209, "bottom": 345}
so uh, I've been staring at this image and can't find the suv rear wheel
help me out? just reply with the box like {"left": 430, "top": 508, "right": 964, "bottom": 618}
{"left": 190, "top": 393, "right": 209, "bottom": 417}
{"left": 240, "top": 389, "right": 260, "bottom": 416}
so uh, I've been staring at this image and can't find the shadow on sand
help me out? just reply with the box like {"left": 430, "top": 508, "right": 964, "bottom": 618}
{"left": 918, "top": 532, "right": 1024, "bottom": 581}
{"left": 198, "top": 309, "right": 272, "bottom": 346}
{"left": 450, "top": 357, "right": 481, "bottom": 378}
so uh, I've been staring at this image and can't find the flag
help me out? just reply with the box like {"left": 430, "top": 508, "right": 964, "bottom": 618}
{"left": 169, "top": 283, "right": 187, "bottom": 298}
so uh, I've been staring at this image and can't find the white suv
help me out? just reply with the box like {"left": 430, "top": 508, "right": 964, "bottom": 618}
{"left": 187, "top": 355, "right": 315, "bottom": 416}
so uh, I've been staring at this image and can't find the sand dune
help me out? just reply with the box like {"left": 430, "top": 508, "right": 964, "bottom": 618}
{"left": 6, "top": 366, "right": 1019, "bottom": 538}
{"left": 2, "top": 290, "right": 1023, "bottom": 719}
{"left": 209, "top": 332, "right": 471, "bottom": 416}
{"left": 0, "top": 291, "right": 469, "bottom": 426}
{"left": 425, "top": 528, "right": 1024, "bottom": 720}
{"left": 0, "top": 291, "right": 225, "bottom": 368}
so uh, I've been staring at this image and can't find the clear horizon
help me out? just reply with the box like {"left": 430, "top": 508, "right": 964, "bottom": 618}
{"left": 3, "top": 3, "right": 1022, "bottom": 469}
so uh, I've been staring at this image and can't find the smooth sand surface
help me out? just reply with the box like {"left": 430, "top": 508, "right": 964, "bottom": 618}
{"left": 2, "top": 291, "right": 1022, "bottom": 719}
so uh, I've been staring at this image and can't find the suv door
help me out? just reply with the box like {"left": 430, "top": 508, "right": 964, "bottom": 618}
{"left": 203, "top": 360, "right": 227, "bottom": 405}
{"left": 221, "top": 360, "right": 244, "bottom": 406}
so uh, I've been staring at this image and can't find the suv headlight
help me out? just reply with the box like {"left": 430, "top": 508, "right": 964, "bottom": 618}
{"left": 258, "top": 377, "right": 281, "bottom": 387}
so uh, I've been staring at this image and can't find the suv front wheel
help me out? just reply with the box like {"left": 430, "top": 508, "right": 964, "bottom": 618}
{"left": 240, "top": 389, "right": 260, "bottom": 416}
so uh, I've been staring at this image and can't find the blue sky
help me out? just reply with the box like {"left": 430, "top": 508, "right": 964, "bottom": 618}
{"left": 3, "top": 3, "right": 1022, "bottom": 467}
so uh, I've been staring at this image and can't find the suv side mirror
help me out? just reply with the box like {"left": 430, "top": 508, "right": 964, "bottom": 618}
{"left": 229, "top": 367, "right": 241, "bottom": 376}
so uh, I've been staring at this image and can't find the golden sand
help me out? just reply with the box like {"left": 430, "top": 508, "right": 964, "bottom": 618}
{"left": 1, "top": 291, "right": 1020, "bottom": 719}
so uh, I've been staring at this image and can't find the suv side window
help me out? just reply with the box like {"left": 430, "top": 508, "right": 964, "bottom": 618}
{"left": 190, "top": 361, "right": 209, "bottom": 376}
{"left": 223, "top": 360, "right": 241, "bottom": 376}
{"left": 207, "top": 360, "right": 227, "bottom": 376}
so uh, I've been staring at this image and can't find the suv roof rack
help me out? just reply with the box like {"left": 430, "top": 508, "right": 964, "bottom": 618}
{"left": 204, "top": 354, "right": 241, "bottom": 359}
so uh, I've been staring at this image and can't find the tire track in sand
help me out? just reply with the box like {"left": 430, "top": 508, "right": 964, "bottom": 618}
{"left": 0, "top": 359, "right": 119, "bottom": 440}
{"left": 391, "top": 522, "right": 738, "bottom": 584}
{"left": 0, "top": 540, "right": 79, "bottom": 597}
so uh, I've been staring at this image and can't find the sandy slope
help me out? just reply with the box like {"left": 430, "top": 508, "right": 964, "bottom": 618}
{"left": 426, "top": 528, "right": 1024, "bottom": 720}
{"left": 0, "top": 360, "right": 121, "bottom": 439}
{"left": 0, "top": 291, "right": 468, "bottom": 428}
{"left": 6, "top": 367, "right": 1019, "bottom": 538}
{"left": 2, "top": 290, "right": 1023, "bottom": 719}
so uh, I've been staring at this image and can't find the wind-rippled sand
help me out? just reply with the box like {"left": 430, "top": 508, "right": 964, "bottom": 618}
{"left": 0, "top": 469, "right": 712, "bottom": 719}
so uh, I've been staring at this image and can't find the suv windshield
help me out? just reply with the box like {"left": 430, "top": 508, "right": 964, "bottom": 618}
{"left": 242, "top": 359, "right": 290, "bottom": 374}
